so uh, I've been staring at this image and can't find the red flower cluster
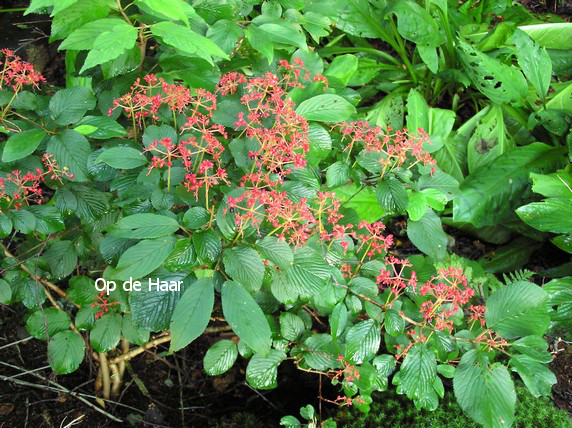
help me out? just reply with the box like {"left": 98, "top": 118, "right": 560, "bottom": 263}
{"left": 418, "top": 267, "right": 475, "bottom": 331}
{"left": 91, "top": 292, "right": 119, "bottom": 319}
{"left": 336, "top": 121, "right": 436, "bottom": 175}
{"left": 376, "top": 256, "right": 416, "bottom": 296}
{"left": 467, "top": 304, "right": 486, "bottom": 327}
{"left": 356, "top": 221, "right": 394, "bottom": 258}
{"left": 109, "top": 74, "right": 216, "bottom": 128}
{"left": 0, "top": 49, "right": 45, "bottom": 91}
{"left": 0, "top": 155, "right": 73, "bottom": 211}
{"left": 334, "top": 356, "right": 361, "bottom": 385}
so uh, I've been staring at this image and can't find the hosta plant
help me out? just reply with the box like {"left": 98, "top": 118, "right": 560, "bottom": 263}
{"left": 0, "top": 47, "right": 559, "bottom": 428}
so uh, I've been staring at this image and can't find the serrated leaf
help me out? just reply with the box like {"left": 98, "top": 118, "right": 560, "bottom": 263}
{"left": 47, "top": 130, "right": 91, "bottom": 182}
{"left": 26, "top": 308, "right": 71, "bottom": 341}
{"left": 510, "top": 354, "right": 556, "bottom": 397}
{"left": 246, "top": 349, "right": 286, "bottom": 389}
{"left": 170, "top": 278, "right": 214, "bottom": 351}
{"left": 49, "top": 87, "right": 96, "bottom": 125}
{"left": 48, "top": 331, "right": 85, "bottom": 374}
{"left": 376, "top": 177, "right": 408, "bottom": 212}
{"left": 182, "top": 206, "right": 210, "bottom": 229}
{"left": 256, "top": 236, "right": 293, "bottom": 269}
{"left": 221, "top": 281, "right": 271, "bottom": 355}
{"left": 109, "top": 237, "right": 176, "bottom": 281}
{"left": 165, "top": 238, "right": 196, "bottom": 271}
{"left": 407, "top": 209, "right": 447, "bottom": 260}
{"left": 326, "top": 161, "right": 350, "bottom": 188}
{"left": 193, "top": 229, "right": 222, "bottom": 263}
{"left": 90, "top": 313, "right": 121, "bottom": 352}
{"left": 59, "top": 18, "right": 124, "bottom": 50}
{"left": 396, "top": 343, "right": 437, "bottom": 403}
{"left": 204, "top": 339, "right": 238, "bottom": 375}
{"left": 485, "top": 281, "right": 549, "bottom": 339}
{"left": 108, "top": 213, "right": 179, "bottom": 239}
{"left": 346, "top": 319, "right": 380, "bottom": 364}
{"left": 223, "top": 246, "right": 265, "bottom": 292}
{"left": 296, "top": 94, "right": 355, "bottom": 123}
{"left": 44, "top": 240, "right": 77, "bottom": 279}
{"left": 2, "top": 129, "right": 46, "bottom": 163}
{"left": 80, "top": 22, "right": 138, "bottom": 73}
{"left": 280, "top": 312, "right": 305, "bottom": 341}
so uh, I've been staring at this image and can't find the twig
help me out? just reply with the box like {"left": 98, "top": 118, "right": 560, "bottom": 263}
{"left": 99, "top": 352, "right": 111, "bottom": 400}
{"left": 0, "top": 336, "right": 32, "bottom": 350}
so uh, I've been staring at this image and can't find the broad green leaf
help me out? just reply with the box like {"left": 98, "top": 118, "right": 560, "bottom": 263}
{"left": 453, "top": 143, "right": 565, "bottom": 227}
{"left": 395, "top": 343, "right": 437, "bottom": 403}
{"left": 326, "top": 161, "right": 350, "bottom": 188}
{"left": 95, "top": 147, "right": 147, "bottom": 169}
{"left": 407, "top": 209, "right": 448, "bottom": 260}
{"left": 135, "top": 0, "right": 190, "bottom": 26}
{"left": 386, "top": 1, "right": 444, "bottom": 47}
{"left": 259, "top": 21, "right": 307, "bottom": 50}
{"left": 245, "top": 24, "right": 274, "bottom": 63}
{"left": 335, "top": 0, "right": 381, "bottom": 38}
{"left": 76, "top": 116, "right": 126, "bottom": 139}
{"left": 47, "top": 130, "right": 91, "bottom": 182}
{"left": 129, "top": 270, "right": 189, "bottom": 330}
{"left": 366, "top": 91, "right": 404, "bottom": 130}
{"left": 67, "top": 276, "right": 98, "bottom": 306}
{"left": 246, "top": 350, "right": 286, "bottom": 389}
{"left": 406, "top": 191, "right": 427, "bottom": 221}
{"left": 335, "top": 184, "right": 384, "bottom": 223}
{"left": 511, "top": 29, "right": 552, "bottom": 102}
{"left": 547, "top": 82, "right": 572, "bottom": 112}
{"left": 151, "top": 22, "right": 228, "bottom": 65}
{"left": 454, "top": 350, "right": 516, "bottom": 428}
{"left": 108, "top": 237, "right": 176, "bottom": 281}
{"left": 303, "top": 334, "right": 340, "bottom": 370}
{"left": 108, "top": 213, "right": 179, "bottom": 239}
{"left": 80, "top": 22, "right": 138, "bottom": 72}
{"left": 165, "top": 238, "right": 196, "bottom": 271}
{"left": 510, "top": 354, "right": 556, "bottom": 397}
{"left": 170, "top": 279, "right": 214, "bottom": 351}
{"left": 50, "top": 0, "right": 112, "bottom": 41}
{"left": 203, "top": 340, "right": 238, "bottom": 375}
{"left": 345, "top": 319, "right": 380, "bottom": 364}
{"left": 519, "top": 23, "right": 572, "bottom": 50}
{"left": 48, "top": 331, "right": 85, "bottom": 374}
{"left": 183, "top": 207, "right": 210, "bottom": 229}
{"left": 26, "top": 0, "right": 53, "bottom": 15}
{"left": 306, "top": 124, "right": 332, "bottom": 165}
{"left": 256, "top": 236, "right": 294, "bottom": 269}
{"left": 530, "top": 170, "right": 572, "bottom": 198}
{"left": 329, "top": 302, "right": 347, "bottom": 339}
{"left": 0, "top": 278, "right": 12, "bottom": 304}
{"left": 221, "top": 281, "right": 272, "bottom": 355}
{"left": 206, "top": 19, "right": 243, "bottom": 53}
{"left": 59, "top": 18, "right": 124, "bottom": 50}
{"left": 457, "top": 39, "right": 527, "bottom": 105}
{"left": 513, "top": 336, "right": 553, "bottom": 363}
{"left": 325, "top": 54, "right": 358, "bottom": 86}
{"left": 296, "top": 94, "right": 356, "bottom": 123}
{"left": 44, "top": 240, "right": 77, "bottom": 279}
{"left": 467, "top": 105, "right": 513, "bottom": 174}
{"left": 90, "top": 313, "right": 122, "bottom": 352}
{"left": 485, "top": 281, "right": 549, "bottom": 339}
{"left": 284, "top": 247, "right": 330, "bottom": 298}
{"left": 193, "top": 229, "right": 222, "bottom": 263}
{"left": 280, "top": 312, "right": 305, "bottom": 341}
{"left": 223, "top": 246, "right": 265, "bottom": 292}
{"left": 517, "top": 199, "right": 572, "bottom": 234}
{"left": 385, "top": 309, "right": 405, "bottom": 336}
{"left": 122, "top": 314, "right": 150, "bottom": 345}
{"left": 2, "top": 129, "right": 46, "bottom": 163}
{"left": 26, "top": 308, "right": 70, "bottom": 340}
{"left": 49, "top": 87, "right": 96, "bottom": 125}
{"left": 9, "top": 209, "right": 36, "bottom": 234}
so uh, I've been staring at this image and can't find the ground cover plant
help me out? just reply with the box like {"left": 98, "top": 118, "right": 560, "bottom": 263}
{"left": 0, "top": 0, "right": 571, "bottom": 427}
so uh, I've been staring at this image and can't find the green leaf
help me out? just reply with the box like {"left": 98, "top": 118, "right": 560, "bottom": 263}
{"left": 454, "top": 350, "right": 516, "bottom": 428}
{"left": 151, "top": 22, "right": 228, "bottom": 65}
{"left": 193, "top": 229, "right": 222, "bottom": 263}
{"left": 517, "top": 199, "right": 572, "bottom": 234}
{"left": 59, "top": 18, "right": 124, "bottom": 50}
{"left": 396, "top": 343, "right": 437, "bottom": 403}
{"left": 135, "top": 0, "right": 190, "bottom": 26}
{"left": 76, "top": 116, "right": 127, "bottom": 139}
{"left": 26, "top": 308, "right": 71, "bottom": 340}
{"left": 0, "top": 278, "right": 12, "bottom": 304}
{"left": 165, "top": 238, "right": 196, "bottom": 271}
{"left": 67, "top": 276, "right": 98, "bottom": 306}
{"left": 9, "top": 209, "right": 36, "bottom": 234}
{"left": 170, "top": 279, "right": 214, "bottom": 352}
{"left": 48, "top": 331, "right": 85, "bottom": 374}
{"left": 457, "top": 39, "right": 527, "bottom": 105}
{"left": 519, "top": 23, "right": 572, "bottom": 50}
{"left": 513, "top": 336, "right": 553, "bottom": 363}
{"left": 407, "top": 209, "right": 448, "bottom": 260}
{"left": 44, "top": 240, "right": 77, "bottom": 279}
{"left": 245, "top": 25, "right": 274, "bottom": 63}
{"left": 49, "top": 87, "right": 96, "bottom": 125}
{"left": 385, "top": 309, "right": 405, "bottom": 336}
{"left": 2, "top": 129, "right": 46, "bottom": 163}
{"left": 467, "top": 105, "right": 513, "bottom": 174}
{"left": 530, "top": 170, "right": 572, "bottom": 198}
{"left": 47, "top": 130, "right": 91, "bottom": 182}
{"left": 325, "top": 54, "right": 358, "bottom": 86}
{"left": 485, "top": 281, "right": 549, "bottom": 339}
{"left": 183, "top": 207, "right": 210, "bottom": 229}
{"left": 335, "top": 184, "right": 384, "bottom": 223}
{"left": 329, "top": 302, "right": 347, "bottom": 339}
{"left": 386, "top": 1, "right": 443, "bottom": 47}
{"left": 90, "top": 313, "right": 122, "bottom": 352}
{"left": 109, "top": 237, "right": 176, "bottom": 281}
{"left": 256, "top": 236, "right": 294, "bottom": 270}
{"left": 246, "top": 349, "right": 286, "bottom": 389}
{"left": 510, "top": 354, "right": 556, "bottom": 397}
{"left": 406, "top": 191, "right": 427, "bottom": 221}
{"left": 122, "top": 314, "right": 150, "bottom": 345}
{"left": 206, "top": 19, "right": 243, "bottom": 54}
{"left": 511, "top": 29, "right": 552, "bottom": 102}
{"left": 453, "top": 143, "right": 564, "bottom": 227}
{"left": 50, "top": 0, "right": 112, "bottom": 41}
{"left": 129, "top": 270, "right": 188, "bottom": 330}
{"left": 284, "top": 247, "right": 329, "bottom": 298}
{"left": 296, "top": 94, "right": 356, "bottom": 123}
{"left": 258, "top": 21, "right": 307, "bottom": 50}
{"left": 73, "top": 125, "right": 97, "bottom": 135}
{"left": 80, "top": 22, "right": 138, "bottom": 73}
{"left": 326, "top": 161, "right": 350, "bottom": 188}
{"left": 346, "top": 319, "right": 380, "bottom": 364}
{"left": 221, "top": 281, "right": 272, "bottom": 355}
{"left": 366, "top": 91, "right": 404, "bottom": 130}
{"left": 280, "top": 312, "right": 305, "bottom": 341}
{"left": 203, "top": 339, "right": 238, "bottom": 375}
{"left": 306, "top": 124, "right": 332, "bottom": 166}
{"left": 223, "top": 246, "right": 265, "bottom": 292}
{"left": 108, "top": 214, "right": 179, "bottom": 239}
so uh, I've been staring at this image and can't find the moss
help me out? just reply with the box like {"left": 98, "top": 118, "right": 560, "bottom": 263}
{"left": 335, "top": 386, "right": 572, "bottom": 428}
